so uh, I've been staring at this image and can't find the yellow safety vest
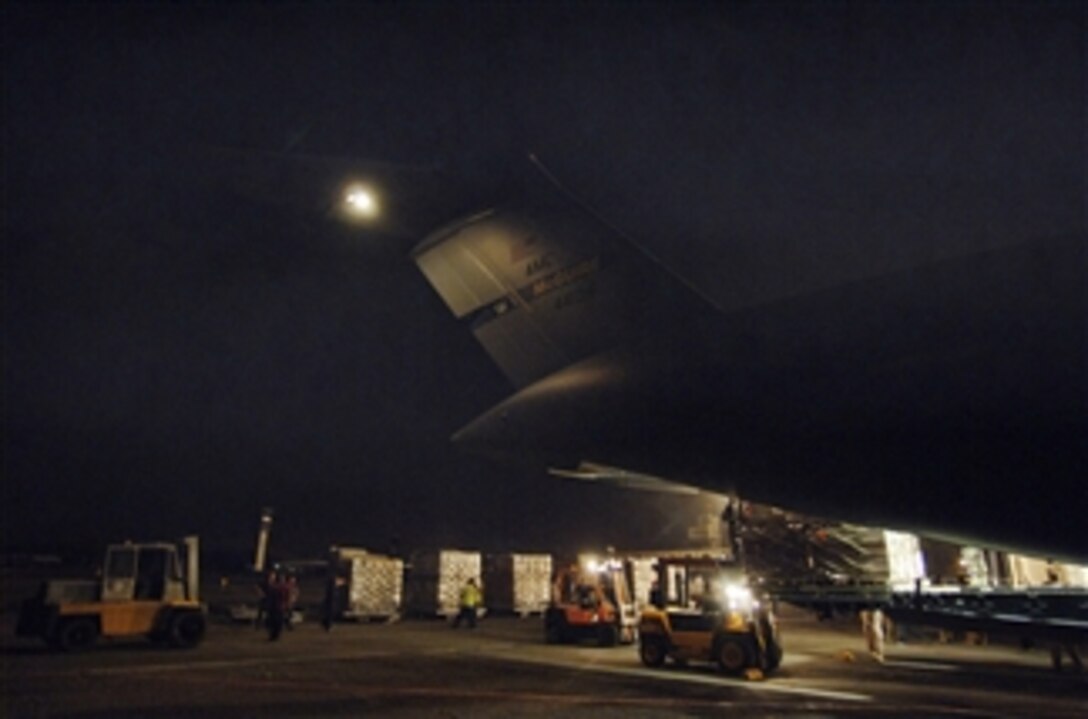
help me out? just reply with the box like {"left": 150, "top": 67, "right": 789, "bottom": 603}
{"left": 461, "top": 583, "right": 481, "bottom": 608}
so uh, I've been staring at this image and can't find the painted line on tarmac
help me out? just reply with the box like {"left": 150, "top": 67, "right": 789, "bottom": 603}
{"left": 882, "top": 659, "right": 960, "bottom": 672}
{"left": 76, "top": 649, "right": 400, "bottom": 677}
{"left": 172, "top": 672, "right": 861, "bottom": 712}
{"left": 485, "top": 648, "right": 872, "bottom": 703}
{"left": 575, "top": 662, "right": 871, "bottom": 703}
{"left": 779, "top": 651, "right": 816, "bottom": 665}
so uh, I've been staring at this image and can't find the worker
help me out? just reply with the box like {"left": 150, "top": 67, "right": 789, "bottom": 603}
{"left": 861, "top": 607, "right": 886, "bottom": 663}
{"left": 452, "top": 578, "right": 482, "bottom": 629}
{"left": 254, "top": 569, "right": 275, "bottom": 631}
{"left": 283, "top": 571, "right": 300, "bottom": 631}
{"left": 648, "top": 580, "right": 663, "bottom": 609}
{"left": 266, "top": 570, "right": 290, "bottom": 641}
{"left": 321, "top": 573, "right": 337, "bottom": 632}
{"left": 699, "top": 579, "right": 722, "bottom": 614}
{"left": 689, "top": 574, "right": 707, "bottom": 610}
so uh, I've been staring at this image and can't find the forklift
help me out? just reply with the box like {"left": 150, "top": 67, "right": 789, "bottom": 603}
{"left": 637, "top": 555, "right": 782, "bottom": 675}
{"left": 17, "top": 537, "right": 207, "bottom": 651}
{"left": 544, "top": 557, "right": 638, "bottom": 646}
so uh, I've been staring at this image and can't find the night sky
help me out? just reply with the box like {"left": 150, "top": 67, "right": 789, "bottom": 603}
{"left": 5, "top": 2, "right": 1082, "bottom": 563}
{"left": 4, "top": 2, "right": 735, "bottom": 562}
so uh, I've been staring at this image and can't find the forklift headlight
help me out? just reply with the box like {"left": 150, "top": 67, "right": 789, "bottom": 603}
{"left": 722, "top": 583, "right": 754, "bottom": 612}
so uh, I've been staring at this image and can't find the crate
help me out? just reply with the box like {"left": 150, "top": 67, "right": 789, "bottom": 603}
{"left": 404, "top": 550, "right": 481, "bottom": 617}
{"left": 484, "top": 553, "right": 552, "bottom": 616}
{"left": 342, "top": 551, "right": 403, "bottom": 620}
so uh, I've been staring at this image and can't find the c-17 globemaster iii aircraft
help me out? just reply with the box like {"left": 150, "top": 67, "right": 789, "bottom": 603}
{"left": 208, "top": 3, "right": 1085, "bottom": 562}
{"left": 400, "top": 4, "right": 1087, "bottom": 564}
{"left": 410, "top": 166, "right": 1085, "bottom": 564}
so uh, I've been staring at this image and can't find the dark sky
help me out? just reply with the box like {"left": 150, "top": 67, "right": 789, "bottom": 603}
{"left": 3, "top": 1, "right": 737, "bottom": 562}
{"left": 4, "top": 2, "right": 1082, "bottom": 562}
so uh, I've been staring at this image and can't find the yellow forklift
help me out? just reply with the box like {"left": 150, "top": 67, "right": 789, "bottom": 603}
{"left": 544, "top": 557, "right": 638, "bottom": 646}
{"left": 17, "top": 537, "right": 207, "bottom": 651}
{"left": 637, "top": 555, "right": 782, "bottom": 675}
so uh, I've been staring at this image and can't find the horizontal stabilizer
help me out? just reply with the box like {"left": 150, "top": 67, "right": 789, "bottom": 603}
{"left": 548, "top": 462, "right": 703, "bottom": 496}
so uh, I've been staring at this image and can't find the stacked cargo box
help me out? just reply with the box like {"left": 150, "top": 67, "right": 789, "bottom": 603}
{"left": 404, "top": 549, "right": 481, "bottom": 617}
{"left": 626, "top": 556, "right": 658, "bottom": 608}
{"left": 337, "top": 549, "right": 403, "bottom": 620}
{"left": 483, "top": 553, "right": 552, "bottom": 616}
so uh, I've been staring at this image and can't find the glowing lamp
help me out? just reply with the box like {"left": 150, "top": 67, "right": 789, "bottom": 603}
{"left": 343, "top": 185, "right": 379, "bottom": 218}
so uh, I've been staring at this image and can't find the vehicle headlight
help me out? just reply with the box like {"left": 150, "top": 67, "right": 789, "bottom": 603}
{"left": 722, "top": 583, "right": 753, "bottom": 612}
{"left": 584, "top": 557, "right": 622, "bottom": 574}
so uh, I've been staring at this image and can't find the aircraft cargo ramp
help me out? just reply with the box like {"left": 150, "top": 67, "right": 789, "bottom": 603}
{"left": 765, "top": 583, "right": 1088, "bottom": 646}
{"left": 885, "top": 587, "right": 1088, "bottom": 645}
{"left": 735, "top": 503, "right": 1088, "bottom": 646}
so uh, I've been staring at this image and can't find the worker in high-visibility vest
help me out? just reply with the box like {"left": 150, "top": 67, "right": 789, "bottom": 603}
{"left": 452, "top": 578, "right": 483, "bottom": 629}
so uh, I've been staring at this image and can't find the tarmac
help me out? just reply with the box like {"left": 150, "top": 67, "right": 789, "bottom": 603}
{"left": 3, "top": 605, "right": 1085, "bottom": 718}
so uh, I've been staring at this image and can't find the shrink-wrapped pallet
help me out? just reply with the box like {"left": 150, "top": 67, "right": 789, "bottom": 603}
{"left": 343, "top": 552, "right": 403, "bottom": 619}
{"left": 626, "top": 556, "right": 658, "bottom": 608}
{"left": 404, "top": 549, "right": 481, "bottom": 616}
{"left": 484, "top": 553, "right": 552, "bottom": 616}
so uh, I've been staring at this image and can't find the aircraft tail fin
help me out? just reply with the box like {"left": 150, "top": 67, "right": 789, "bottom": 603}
{"left": 412, "top": 192, "right": 706, "bottom": 389}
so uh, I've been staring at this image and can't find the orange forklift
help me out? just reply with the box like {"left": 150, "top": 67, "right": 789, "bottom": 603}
{"left": 544, "top": 557, "right": 638, "bottom": 646}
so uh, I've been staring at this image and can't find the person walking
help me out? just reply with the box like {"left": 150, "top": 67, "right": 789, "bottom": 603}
{"left": 254, "top": 569, "right": 275, "bottom": 631}
{"left": 321, "top": 573, "right": 337, "bottom": 632}
{"left": 266, "top": 571, "right": 290, "bottom": 641}
{"left": 861, "top": 607, "right": 886, "bottom": 663}
{"left": 283, "top": 572, "right": 300, "bottom": 631}
{"left": 452, "top": 578, "right": 482, "bottom": 629}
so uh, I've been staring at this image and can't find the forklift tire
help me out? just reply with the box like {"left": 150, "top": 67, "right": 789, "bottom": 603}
{"left": 57, "top": 618, "right": 98, "bottom": 652}
{"left": 168, "top": 612, "right": 206, "bottom": 648}
{"left": 716, "top": 636, "right": 751, "bottom": 674}
{"left": 639, "top": 637, "right": 668, "bottom": 668}
{"left": 597, "top": 623, "right": 619, "bottom": 647}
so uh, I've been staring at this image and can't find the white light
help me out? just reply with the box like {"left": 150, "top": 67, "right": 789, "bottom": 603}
{"left": 721, "top": 583, "right": 753, "bottom": 611}
{"left": 343, "top": 185, "right": 379, "bottom": 218}
{"left": 584, "top": 557, "right": 621, "bottom": 575}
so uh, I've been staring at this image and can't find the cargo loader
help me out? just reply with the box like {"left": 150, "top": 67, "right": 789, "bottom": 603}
{"left": 544, "top": 557, "right": 638, "bottom": 646}
{"left": 17, "top": 536, "right": 206, "bottom": 651}
{"left": 638, "top": 555, "right": 782, "bottom": 675}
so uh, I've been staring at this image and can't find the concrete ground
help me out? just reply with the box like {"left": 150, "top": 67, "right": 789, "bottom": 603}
{"left": 2, "top": 606, "right": 1085, "bottom": 718}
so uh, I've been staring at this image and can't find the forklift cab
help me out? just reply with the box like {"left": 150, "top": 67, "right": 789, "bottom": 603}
{"left": 552, "top": 566, "right": 616, "bottom": 618}
{"left": 572, "top": 582, "right": 600, "bottom": 609}
{"left": 101, "top": 542, "right": 195, "bottom": 602}
{"left": 651, "top": 559, "right": 750, "bottom": 633}
{"left": 17, "top": 536, "right": 205, "bottom": 651}
{"left": 545, "top": 561, "right": 638, "bottom": 646}
{"left": 555, "top": 568, "right": 615, "bottom": 610}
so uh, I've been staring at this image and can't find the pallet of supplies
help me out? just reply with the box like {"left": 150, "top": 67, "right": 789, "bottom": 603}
{"left": 404, "top": 549, "right": 482, "bottom": 617}
{"left": 484, "top": 553, "right": 552, "bottom": 616}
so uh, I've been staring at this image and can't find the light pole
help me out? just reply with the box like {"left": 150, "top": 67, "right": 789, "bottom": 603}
{"left": 253, "top": 507, "right": 275, "bottom": 573}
